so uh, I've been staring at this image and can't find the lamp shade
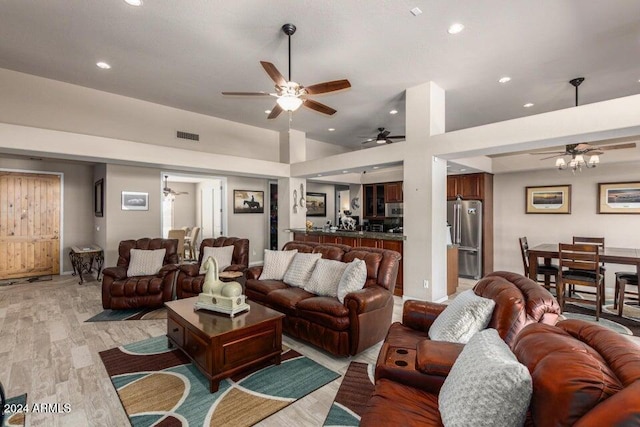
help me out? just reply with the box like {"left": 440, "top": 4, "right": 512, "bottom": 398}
{"left": 555, "top": 158, "right": 566, "bottom": 168}
{"left": 276, "top": 95, "right": 303, "bottom": 111}
{"left": 589, "top": 155, "right": 600, "bottom": 165}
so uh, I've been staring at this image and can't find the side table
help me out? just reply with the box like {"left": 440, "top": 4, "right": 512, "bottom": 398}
{"left": 69, "top": 245, "right": 104, "bottom": 284}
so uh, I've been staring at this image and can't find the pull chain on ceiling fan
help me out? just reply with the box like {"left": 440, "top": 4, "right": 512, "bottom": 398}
{"left": 222, "top": 24, "right": 351, "bottom": 119}
{"left": 530, "top": 77, "right": 636, "bottom": 172}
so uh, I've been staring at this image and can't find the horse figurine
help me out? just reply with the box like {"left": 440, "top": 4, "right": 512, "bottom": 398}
{"left": 201, "top": 256, "right": 225, "bottom": 295}
{"left": 243, "top": 200, "right": 260, "bottom": 209}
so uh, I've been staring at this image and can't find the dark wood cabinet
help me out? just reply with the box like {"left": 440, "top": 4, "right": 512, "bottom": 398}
{"left": 384, "top": 182, "right": 403, "bottom": 203}
{"left": 447, "top": 176, "right": 459, "bottom": 199}
{"left": 447, "top": 173, "right": 484, "bottom": 200}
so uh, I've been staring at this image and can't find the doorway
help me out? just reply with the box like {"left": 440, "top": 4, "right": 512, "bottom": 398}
{"left": 0, "top": 171, "right": 62, "bottom": 280}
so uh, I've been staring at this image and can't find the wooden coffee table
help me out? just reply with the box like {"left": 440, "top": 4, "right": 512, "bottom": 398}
{"left": 165, "top": 297, "right": 284, "bottom": 392}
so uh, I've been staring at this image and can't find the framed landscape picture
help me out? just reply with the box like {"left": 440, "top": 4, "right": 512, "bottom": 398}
{"left": 525, "top": 185, "right": 571, "bottom": 214}
{"left": 598, "top": 181, "right": 640, "bottom": 214}
{"left": 234, "top": 190, "right": 264, "bottom": 213}
{"left": 122, "top": 191, "right": 149, "bottom": 211}
{"left": 306, "top": 192, "right": 326, "bottom": 217}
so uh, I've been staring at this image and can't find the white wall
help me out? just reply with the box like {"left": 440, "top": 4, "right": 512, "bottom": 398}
{"left": 305, "top": 138, "right": 352, "bottom": 161}
{"left": 306, "top": 182, "right": 337, "bottom": 227}
{"left": 0, "top": 156, "right": 94, "bottom": 272}
{"left": 226, "top": 176, "right": 268, "bottom": 265}
{"left": 494, "top": 163, "right": 640, "bottom": 294}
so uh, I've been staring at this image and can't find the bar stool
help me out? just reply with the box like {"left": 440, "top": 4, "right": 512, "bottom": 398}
{"left": 614, "top": 271, "right": 639, "bottom": 316}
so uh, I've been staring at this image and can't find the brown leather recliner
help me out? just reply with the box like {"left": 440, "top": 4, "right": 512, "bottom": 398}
{"left": 101, "top": 238, "right": 179, "bottom": 309}
{"left": 375, "top": 271, "right": 561, "bottom": 392}
{"left": 361, "top": 319, "right": 640, "bottom": 426}
{"left": 176, "top": 237, "right": 249, "bottom": 299}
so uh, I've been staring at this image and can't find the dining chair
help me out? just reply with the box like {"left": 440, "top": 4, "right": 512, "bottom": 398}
{"left": 558, "top": 243, "right": 604, "bottom": 320}
{"left": 168, "top": 229, "right": 186, "bottom": 260}
{"left": 614, "top": 271, "right": 639, "bottom": 316}
{"left": 184, "top": 226, "right": 200, "bottom": 260}
{"left": 569, "top": 236, "right": 606, "bottom": 299}
{"left": 518, "top": 237, "right": 558, "bottom": 290}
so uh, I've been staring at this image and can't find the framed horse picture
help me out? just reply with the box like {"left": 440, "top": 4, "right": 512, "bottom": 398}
{"left": 233, "top": 190, "right": 264, "bottom": 214}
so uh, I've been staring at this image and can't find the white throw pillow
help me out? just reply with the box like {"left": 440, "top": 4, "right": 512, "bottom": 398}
{"left": 428, "top": 289, "right": 495, "bottom": 343}
{"left": 439, "top": 328, "right": 533, "bottom": 427}
{"left": 304, "top": 258, "right": 349, "bottom": 297}
{"left": 337, "top": 259, "right": 368, "bottom": 303}
{"left": 259, "top": 249, "right": 298, "bottom": 281}
{"left": 127, "top": 248, "right": 166, "bottom": 277}
{"left": 199, "top": 245, "right": 235, "bottom": 274}
{"left": 283, "top": 252, "right": 322, "bottom": 288}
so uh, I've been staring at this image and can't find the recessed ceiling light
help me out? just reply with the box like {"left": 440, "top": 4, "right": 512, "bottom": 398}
{"left": 373, "top": 166, "right": 380, "bottom": 169}
{"left": 342, "top": 170, "right": 349, "bottom": 174}
{"left": 523, "top": 103, "right": 534, "bottom": 108}
{"left": 498, "top": 76, "right": 511, "bottom": 84}
{"left": 264, "top": 110, "right": 271, "bottom": 114}
{"left": 328, "top": 128, "right": 335, "bottom": 132}
{"left": 460, "top": 168, "right": 467, "bottom": 172}
{"left": 389, "top": 109, "right": 398, "bottom": 115}
{"left": 410, "top": 7, "right": 423, "bottom": 16}
{"left": 124, "top": 0, "right": 143, "bottom": 6}
{"left": 317, "top": 174, "right": 322, "bottom": 177}
{"left": 96, "top": 61, "right": 111, "bottom": 69}
{"left": 448, "top": 23, "right": 465, "bottom": 34}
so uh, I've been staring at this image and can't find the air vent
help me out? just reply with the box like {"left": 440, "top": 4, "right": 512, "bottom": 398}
{"left": 176, "top": 131, "right": 199, "bottom": 141}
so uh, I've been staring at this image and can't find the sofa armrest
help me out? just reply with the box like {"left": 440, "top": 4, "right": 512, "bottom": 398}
{"left": 225, "top": 264, "right": 246, "bottom": 273}
{"left": 402, "top": 300, "right": 447, "bottom": 332}
{"left": 416, "top": 340, "right": 465, "bottom": 376}
{"left": 247, "top": 266, "right": 263, "bottom": 280}
{"left": 102, "top": 266, "right": 128, "bottom": 280}
{"left": 344, "top": 286, "right": 393, "bottom": 314}
{"left": 158, "top": 264, "right": 179, "bottom": 277}
{"left": 178, "top": 263, "right": 200, "bottom": 276}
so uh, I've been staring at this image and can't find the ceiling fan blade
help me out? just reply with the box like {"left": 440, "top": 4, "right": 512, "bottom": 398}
{"left": 387, "top": 135, "right": 405, "bottom": 139}
{"left": 385, "top": 139, "right": 395, "bottom": 144}
{"left": 381, "top": 130, "right": 391, "bottom": 138}
{"left": 529, "top": 151, "right": 566, "bottom": 155}
{"left": 304, "top": 79, "right": 351, "bottom": 95}
{"left": 589, "top": 151, "right": 604, "bottom": 155}
{"left": 540, "top": 154, "right": 566, "bottom": 161}
{"left": 222, "top": 91, "right": 273, "bottom": 96}
{"left": 303, "top": 99, "right": 337, "bottom": 115}
{"left": 267, "top": 104, "right": 283, "bottom": 119}
{"left": 595, "top": 142, "right": 637, "bottom": 151}
{"left": 260, "top": 61, "right": 287, "bottom": 87}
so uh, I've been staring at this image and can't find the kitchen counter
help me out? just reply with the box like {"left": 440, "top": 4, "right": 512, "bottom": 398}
{"left": 286, "top": 228, "right": 405, "bottom": 241}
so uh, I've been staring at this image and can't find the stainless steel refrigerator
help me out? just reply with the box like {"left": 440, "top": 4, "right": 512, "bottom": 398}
{"left": 447, "top": 199, "right": 483, "bottom": 279}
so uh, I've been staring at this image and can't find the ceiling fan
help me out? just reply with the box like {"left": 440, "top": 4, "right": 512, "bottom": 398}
{"left": 163, "top": 175, "right": 188, "bottom": 197}
{"left": 361, "top": 128, "right": 405, "bottom": 145}
{"left": 221, "top": 23, "right": 351, "bottom": 119}
{"left": 531, "top": 78, "right": 637, "bottom": 170}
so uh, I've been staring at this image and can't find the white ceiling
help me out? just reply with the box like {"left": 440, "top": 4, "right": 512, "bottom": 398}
{"left": 1, "top": 1, "right": 639, "bottom": 150}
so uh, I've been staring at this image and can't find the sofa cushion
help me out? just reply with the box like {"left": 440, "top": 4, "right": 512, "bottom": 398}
{"left": 265, "top": 287, "right": 315, "bottom": 315}
{"left": 439, "top": 329, "right": 532, "bottom": 427}
{"left": 337, "top": 258, "right": 367, "bottom": 303}
{"left": 343, "top": 250, "right": 383, "bottom": 286}
{"left": 428, "top": 289, "right": 495, "bottom": 344}
{"left": 259, "top": 249, "right": 298, "bottom": 281}
{"left": 199, "top": 245, "right": 234, "bottom": 274}
{"left": 283, "top": 252, "right": 322, "bottom": 288}
{"left": 296, "top": 296, "right": 350, "bottom": 331}
{"left": 304, "top": 258, "right": 349, "bottom": 297}
{"left": 127, "top": 248, "right": 166, "bottom": 277}
{"left": 245, "top": 279, "right": 289, "bottom": 296}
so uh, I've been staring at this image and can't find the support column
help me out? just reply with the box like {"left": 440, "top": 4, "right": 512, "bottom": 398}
{"left": 278, "top": 129, "right": 307, "bottom": 248}
{"left": 403, "top": 82, "right": 447, "bottom": 301}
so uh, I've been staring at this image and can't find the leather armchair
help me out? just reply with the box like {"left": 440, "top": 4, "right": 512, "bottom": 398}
{"left": 176, "top": 237, "right": 249, "bottom": 299}
{"left": 102, "top": 238, "right": 179, "bottom": 309}
{"left": 375, "top": 271, "right": 561, "bottom": 392}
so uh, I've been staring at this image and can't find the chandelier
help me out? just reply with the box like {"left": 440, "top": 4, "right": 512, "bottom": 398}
{"left": 555, "top": 154, "right": 599, "bottom": 172}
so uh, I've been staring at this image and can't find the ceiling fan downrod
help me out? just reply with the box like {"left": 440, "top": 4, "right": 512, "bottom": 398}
{"left": 282, "top": 23, "right": 296, "bottom": 82}
{"left": 569, "top": 77, "right": 585, "bottom": 107}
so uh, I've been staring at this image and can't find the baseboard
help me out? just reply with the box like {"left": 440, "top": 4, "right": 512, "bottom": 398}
{"left": 401, "top": 295, "right": 448, "bottom": 303}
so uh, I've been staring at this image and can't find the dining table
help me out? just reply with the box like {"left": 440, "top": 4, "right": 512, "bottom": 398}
{"left": 528, "top": 243, "right": 640, "bottom": 280}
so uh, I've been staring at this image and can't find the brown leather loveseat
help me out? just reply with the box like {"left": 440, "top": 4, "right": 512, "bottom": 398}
{"left": 102, "top": 238, "right": 179, "bottom": 310}
{"left": 361, "top": 319, "right": 640, "bottom": 426}
{"left": 245, "top": 241, "right": 401, "bottom": 357}
{"left": 176, "top": 236, "right": 249, "bottom": 299}
{"left": 375, "top": 271, "right": 561, "bottom": 392}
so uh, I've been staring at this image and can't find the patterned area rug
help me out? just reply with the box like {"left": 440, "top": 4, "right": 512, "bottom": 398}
{"left": 563, "top": 301, "right": 640, "bottom": 335}
{"left": 323, "top": 362, "right": 375, "bottom": 426}
{"left": 2, "top": 394, "right": 27, "bottom": 427}
{"left": 86, "top": 307, "right": 167, "bottom": 322}
{"left": 99, "top": 336, "right": 339, "bottom": 426}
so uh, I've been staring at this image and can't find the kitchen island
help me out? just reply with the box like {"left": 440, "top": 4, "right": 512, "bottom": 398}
{"left": 287, "top": 229, "right": 405, "bottom": 296}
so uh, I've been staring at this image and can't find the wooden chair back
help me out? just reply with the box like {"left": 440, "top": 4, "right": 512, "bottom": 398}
{"left": 168, "top": 229, "right": 186, "bottom": 259}
{"left": 559, "top": 243, "right": 601, "bottom": 282}
{"left": 518, "top": 237, "right": 530, "bottom": 277}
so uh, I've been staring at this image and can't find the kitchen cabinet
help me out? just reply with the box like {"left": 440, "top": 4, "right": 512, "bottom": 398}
{"left": 293, "top": 232, "right": 321, "bottom": 243}
{"left": 363, "top": 184, "right": 386, "bottom": 218}
{"left": 384, "top": 182, "right": 403, "bottom": 203}
{"left": 447, "top": 173, "right": 485, "bottom": 200}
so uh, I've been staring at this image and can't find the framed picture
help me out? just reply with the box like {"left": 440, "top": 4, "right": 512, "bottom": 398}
{"left": 525, "top": 185, "right": 571, "bottom": 214}
{"left": 121, "top": 191, "right": 149, "bottom": 211}
{"left": 94, "top": 179, "right": 104, "bottom": 217}
{"left": 598, "top": 182, "right": 640, "bottom": 214}
{"left": 234, "top": 190, "right": 264, "bottom": 213}
{"left": 306, "top": 192, "right": 327, "bottom": 217}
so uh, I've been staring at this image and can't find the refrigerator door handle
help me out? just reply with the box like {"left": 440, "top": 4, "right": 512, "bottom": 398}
{"left": 455, "top": 203, "right": 461, "bottom": 244}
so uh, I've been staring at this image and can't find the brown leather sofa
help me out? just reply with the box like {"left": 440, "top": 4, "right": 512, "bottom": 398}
{"left": 375, "top": 271, "right": 561, "bottom": 392}
{"left": 102, "top": 238, "right": 179, "bottom": 309}
{"left": 245, "top": 241, "right": 401, "bottom": 357}
{"left": 361, "top": 319, "right": 640, "bottom": 426}
{"left": 176, "top": 237, "right": 249, "bottom": 299}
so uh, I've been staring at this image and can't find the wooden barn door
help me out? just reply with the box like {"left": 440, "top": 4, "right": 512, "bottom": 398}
{"left": 0, "top": 172, "right": 61, "bottom": 280}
